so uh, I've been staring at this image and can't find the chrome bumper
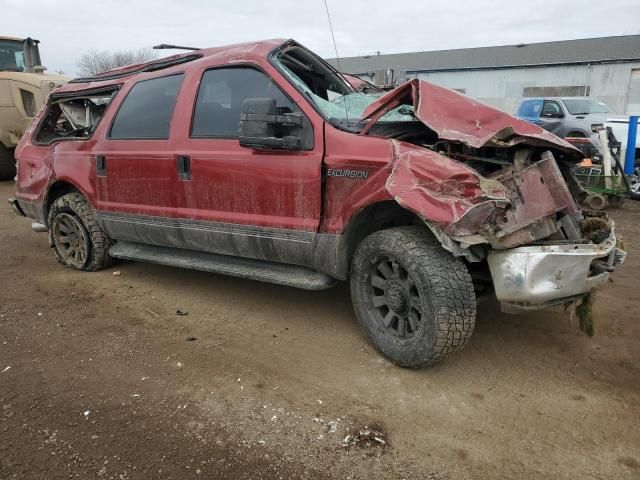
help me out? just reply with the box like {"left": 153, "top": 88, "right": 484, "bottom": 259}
{"left": 487, "top": 221, "right": 625, "bottom": 311}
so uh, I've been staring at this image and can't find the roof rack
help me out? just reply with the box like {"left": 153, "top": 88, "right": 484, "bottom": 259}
{"left": 69, "top": 53, "right": 202, "bottom": 84}
{"left": 153, "top": 44, "right": 200, "bottom": 51}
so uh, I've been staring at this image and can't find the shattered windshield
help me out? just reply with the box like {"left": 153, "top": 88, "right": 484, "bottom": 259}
{"left": 562, "top": 98, "right": 612, "bottom": 115}
{"left": 305, "top": 90, "right": 414, "bottom": 125}
{"left": 0, "top": 40, "right": 25, "bottom": 72}
{"left": 273, "top": 44, "right": 414, "bottom": 128}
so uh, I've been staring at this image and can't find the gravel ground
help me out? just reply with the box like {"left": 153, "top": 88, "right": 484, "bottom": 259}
{"left": 1, "top": 180, "right": 639, "bottom": 479}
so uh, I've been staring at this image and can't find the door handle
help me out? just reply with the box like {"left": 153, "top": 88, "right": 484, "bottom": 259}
{"left": 96, "top": 155, "right": 106, "bottom": 176}
{"left": 176, "top": 155, "right": 191, "bottom": 180}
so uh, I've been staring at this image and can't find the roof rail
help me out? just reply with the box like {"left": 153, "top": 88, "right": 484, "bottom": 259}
{"left": 153, "top": 44, "right": 200, "bottom": 51}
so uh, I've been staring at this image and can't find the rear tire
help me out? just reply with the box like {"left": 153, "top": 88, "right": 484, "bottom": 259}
{"left": 350, "top": 226, "right": 476, "bottom": 368}
{"left": 0, "top": 144, "right": 16, "bottom": 181}
{"left": 48, "top": 193, "right": 113, "bottom": 271}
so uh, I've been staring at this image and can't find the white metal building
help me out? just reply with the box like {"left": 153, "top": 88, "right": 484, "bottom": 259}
{"left": 328, "top": 35, "right": 640, "bottom": 115}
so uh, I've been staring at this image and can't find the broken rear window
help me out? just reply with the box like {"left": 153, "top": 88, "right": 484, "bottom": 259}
{"left": 273, "top": 44, "right": 413, "bottom": 128}
{"left": 34, "top": 89, "right": 117, "bottom": 144}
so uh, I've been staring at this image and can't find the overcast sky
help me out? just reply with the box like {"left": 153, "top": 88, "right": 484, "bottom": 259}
{"left": 2, "top": 0, "right": 639, "bottom": 76}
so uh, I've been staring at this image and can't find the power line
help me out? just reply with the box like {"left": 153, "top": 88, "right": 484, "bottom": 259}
{"left": 322, "top": 0, "right": 350, "bottom": 123}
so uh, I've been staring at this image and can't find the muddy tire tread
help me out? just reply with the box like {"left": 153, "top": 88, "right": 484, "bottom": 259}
{"left": 350, "top": 226, "right": 476, "bottom": 367}
{"left": 48, "top": 193, "right": 112, "bottom": 271}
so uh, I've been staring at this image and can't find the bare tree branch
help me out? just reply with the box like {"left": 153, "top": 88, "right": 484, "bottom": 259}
{"left": 76, "top": 48, "right": 159, "bottom": 76}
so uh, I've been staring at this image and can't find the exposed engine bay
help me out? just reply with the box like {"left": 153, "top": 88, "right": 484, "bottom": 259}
{"left": 373, "top": 121, "right": 628, "bottom": 311}
{"left": 381, "top": 129, "right": 588, "bottom": 259}
{"left": 356, "top": 79, "right": 617, "bottom": 260}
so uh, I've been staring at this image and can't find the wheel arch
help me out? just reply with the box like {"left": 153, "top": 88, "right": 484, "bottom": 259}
{"left": 44, "top": 180, "right": 88, "bottom": 225}
{"left": 314, "top": 200, "right": 429, "bottom": 280}
{"left": 565, "top": 130, "right": 587, "bottom": 138}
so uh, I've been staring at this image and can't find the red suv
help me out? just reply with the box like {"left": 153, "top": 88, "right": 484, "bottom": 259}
{"left": 9, "top": 39, "right": 625, "bottom": 367}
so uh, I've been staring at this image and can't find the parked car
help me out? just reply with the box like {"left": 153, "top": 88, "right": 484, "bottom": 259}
{"left": 9, "top": 39, "right": 626, "bottom": 367}
{"left": 516, "top": 97, "right": 628, "bottom": 138}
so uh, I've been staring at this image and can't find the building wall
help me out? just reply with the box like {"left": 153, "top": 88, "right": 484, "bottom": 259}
{"left": 396, "top": 62, "right": 640, "bottom": 115}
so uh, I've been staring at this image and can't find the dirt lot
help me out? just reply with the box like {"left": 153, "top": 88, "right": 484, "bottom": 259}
{"left": 0, "top": 180, "right": 639, "bottom": 480}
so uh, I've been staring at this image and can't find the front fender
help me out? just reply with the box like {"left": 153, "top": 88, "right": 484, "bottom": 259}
{"left": 386, "top": 140, "right": 508, "bottom": 234}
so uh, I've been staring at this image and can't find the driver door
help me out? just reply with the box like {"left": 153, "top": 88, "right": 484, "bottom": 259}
{"left": 172, "top": 66, "right": 324, "bottom": 267}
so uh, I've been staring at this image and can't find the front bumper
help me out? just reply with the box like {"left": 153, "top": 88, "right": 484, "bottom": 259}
{"left": 487, "top": 221, "right": 625, "bottom": 311}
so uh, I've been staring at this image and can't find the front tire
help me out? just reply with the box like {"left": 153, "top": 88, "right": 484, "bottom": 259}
{"left": 48, "top": 193, "right": 112, "bottom": 271}
{"left": 350, "top": 226, "right": 476, "bottom": 368}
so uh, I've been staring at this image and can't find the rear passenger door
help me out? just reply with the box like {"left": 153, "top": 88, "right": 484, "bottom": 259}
{"left": 174, "top": 66, "right": 323, "bottom": 266}
{"left": 95, "top": 74, "right": 185, "bottom": 244}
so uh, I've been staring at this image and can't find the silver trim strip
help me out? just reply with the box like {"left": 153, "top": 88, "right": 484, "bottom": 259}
{"left": 97, "top": 211, "right": 315, "bottom": 244}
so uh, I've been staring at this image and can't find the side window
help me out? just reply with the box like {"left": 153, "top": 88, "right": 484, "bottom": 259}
{"left": 110, "top": 74, "right": 184, "bottom": 139}
{"left": 191, "top": 67, "right": 298, "bottom": 138}
{"left": 541, "top": 100, "right": 562, "bottom": 117}
{"left": 517, "top": 99, "right": 542, "bottom": 117}
{"left": 34, "top": 89, "right": 117, "bottom": 145}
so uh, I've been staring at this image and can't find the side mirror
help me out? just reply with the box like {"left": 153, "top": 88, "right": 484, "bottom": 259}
{"left": 238, "top": 98, "right": 304, "bottom": 151}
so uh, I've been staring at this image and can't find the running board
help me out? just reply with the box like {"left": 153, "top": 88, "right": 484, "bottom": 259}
{"left": 109, "top": 241, "right": 336, "bottom": 290}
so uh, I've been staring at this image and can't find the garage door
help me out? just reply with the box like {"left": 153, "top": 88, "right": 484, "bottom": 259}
{"left": 627, "top": 69, "right": 640, "bottom": 114}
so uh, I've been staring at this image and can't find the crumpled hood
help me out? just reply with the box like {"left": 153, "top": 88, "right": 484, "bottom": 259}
{"left": 360, "top": 79, "right": 581, "bottom": 156}
{"left": 358, "top": 80, "right": 583, "bottom": 249}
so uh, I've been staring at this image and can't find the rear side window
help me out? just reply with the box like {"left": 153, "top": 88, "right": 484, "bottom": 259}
{"left": 34, "top": 89, "right": 117, "bottom": 145}
{"left": 191, "top": 67, "right": 297, "bottom": 138}
{"left": 110, "top": 74, "right": 183, "bottom": 139}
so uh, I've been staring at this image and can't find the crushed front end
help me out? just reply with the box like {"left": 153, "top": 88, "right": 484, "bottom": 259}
{"left": 487, "top": 212, "right": 625, "bottom": 311}
{"left": 359, "top": 79, "right": 627, "bottom": 312}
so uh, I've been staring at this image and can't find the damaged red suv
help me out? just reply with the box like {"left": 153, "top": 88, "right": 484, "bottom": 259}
{"left": 10, "top": 39, "right": 626, "bottom": 367}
